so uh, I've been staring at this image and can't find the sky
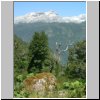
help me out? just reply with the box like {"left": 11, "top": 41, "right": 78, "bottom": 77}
{"left": 14, "top": 2, "right": 86, "bottom": 17}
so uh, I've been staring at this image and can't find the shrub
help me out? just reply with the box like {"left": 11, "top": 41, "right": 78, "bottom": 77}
{"left": 63, "top": 80, "right": 86, "bottom": 98}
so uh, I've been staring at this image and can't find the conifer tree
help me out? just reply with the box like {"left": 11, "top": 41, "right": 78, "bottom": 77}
{"left": 28, "top": 32, "right": 49, "bottom": 73}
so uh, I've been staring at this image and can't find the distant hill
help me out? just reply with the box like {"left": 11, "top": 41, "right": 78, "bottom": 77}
{"left": 14, "top": 21, "right": 86, "bottom": 64}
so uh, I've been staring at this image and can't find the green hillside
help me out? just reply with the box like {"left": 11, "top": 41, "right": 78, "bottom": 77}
{"left": 14, "top": 22, "right": 86, "bottom": 64}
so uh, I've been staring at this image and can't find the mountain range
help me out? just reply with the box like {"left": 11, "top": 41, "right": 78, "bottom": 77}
{"left": 14, "top": 11, "right": 86, "bottom": 24}
{"left": 14, "top": 11, "right": 86, "bottom": 64}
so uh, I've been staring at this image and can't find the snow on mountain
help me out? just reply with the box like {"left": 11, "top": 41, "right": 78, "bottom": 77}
{"left": 62, "top": 14, "right": 86, "bottom": 23}
{"left": 14, "top": 11, "right": 86, "bottom": 24}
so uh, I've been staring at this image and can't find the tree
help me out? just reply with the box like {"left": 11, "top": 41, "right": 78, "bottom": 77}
{"left": 66, "top": 40, "right": 86, "bottom": 79}
{"left": 27, "top": 32, "right": 49, "bottom": 73}
{"left": 14, "top": 34, "right": 28, "bottom": 83}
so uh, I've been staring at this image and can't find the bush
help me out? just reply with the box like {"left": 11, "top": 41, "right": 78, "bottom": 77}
{"left": 63, "top": 80, "right": 86, "bottom": 98}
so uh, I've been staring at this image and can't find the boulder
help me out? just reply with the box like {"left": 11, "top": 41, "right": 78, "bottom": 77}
{"left": 23, "top": 72, "right": 57, "bottom": 94}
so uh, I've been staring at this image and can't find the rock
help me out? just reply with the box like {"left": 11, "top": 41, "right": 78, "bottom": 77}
{"left": 23, "top": 72, "right": 57, "bottom": 94}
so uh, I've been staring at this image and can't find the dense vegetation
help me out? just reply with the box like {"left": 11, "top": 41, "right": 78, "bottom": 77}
{"left": 14, "top": 32, "right": 86, "bottom": 98}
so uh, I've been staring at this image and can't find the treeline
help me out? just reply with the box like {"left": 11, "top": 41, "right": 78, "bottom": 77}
{"left": 14, "top": 31, "right": 86, "bottom": 98}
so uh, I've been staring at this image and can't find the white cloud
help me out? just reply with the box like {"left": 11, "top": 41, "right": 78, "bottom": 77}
{"left": 14, "top": 11, "right": 86, "bottom": 24}
{"left": 62, "top": 14, "right": 86, "bottom": 23}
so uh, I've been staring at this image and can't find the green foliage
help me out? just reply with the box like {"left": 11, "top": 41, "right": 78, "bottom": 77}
{"left": 16, "top": 75, "right": 23, "bottom": 82}
{"left": 28, "top": 31, "right": 49, "bottom": 73}
{"left": 68, "top": 40, "right": 86, "bottom": 63}
{"left": 14, "top": 88, "right": 30, "bottom": 98}
{"left": 26, "top": 73, "right": 35, "bottom": 78}
{"left": 63, "top": 80, "right": 86, "bottom": 98}
{"left": 66, "top": 40, "right": 86, "bottom": 79}
{"left": 14, "top": 73, "right": 34, "bottom": 98}
{"left": 42, "top": 50, "right": 61, "bottom": 76}
{"left": 14, "top": 35, "right": 28, "bottom": 83}
{"left": 14, "top": 74, "right": 25, "bottom": 98}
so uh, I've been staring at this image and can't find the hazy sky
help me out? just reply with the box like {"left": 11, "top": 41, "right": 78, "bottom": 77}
{"left": 14, "top": 2, "right": 86, "bottom": 17}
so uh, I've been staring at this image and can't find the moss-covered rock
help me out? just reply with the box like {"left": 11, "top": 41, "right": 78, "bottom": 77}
{"left": 23, "top": 72, "right": 57, "bottom": 94}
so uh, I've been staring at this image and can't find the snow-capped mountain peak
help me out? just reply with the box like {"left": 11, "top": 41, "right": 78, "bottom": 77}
{"left": 14, "top": 11, "right": 86, "bottom": 24}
